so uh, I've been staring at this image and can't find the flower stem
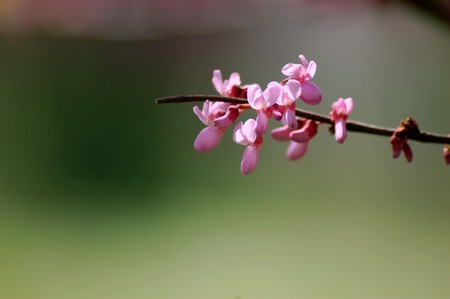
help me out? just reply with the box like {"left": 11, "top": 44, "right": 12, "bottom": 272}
{"left": 155, "top": 95, "right": 450, "bottom": 144}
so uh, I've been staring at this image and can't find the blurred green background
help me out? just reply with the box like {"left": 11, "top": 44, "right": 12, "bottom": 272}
{"left": 0, "top": 1, "right": 449, "bottom": 298}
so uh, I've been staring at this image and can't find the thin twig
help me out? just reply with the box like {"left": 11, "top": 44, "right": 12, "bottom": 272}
{"left": 156, "top": 95, "right": 450, "bottom": 144}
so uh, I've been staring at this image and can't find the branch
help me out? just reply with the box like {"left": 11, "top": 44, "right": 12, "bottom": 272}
{"left": 156, "top": 95, "right": 450, "bottom": 144}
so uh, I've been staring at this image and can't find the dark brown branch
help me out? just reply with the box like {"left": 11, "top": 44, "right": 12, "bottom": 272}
{"left": 156, "top": 95, "right": 450, "bottom": 144}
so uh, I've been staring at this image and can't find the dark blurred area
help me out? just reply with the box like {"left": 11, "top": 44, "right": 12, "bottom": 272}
{"left": 0, "top": 0, "right": 448, "bottom": 38}
{"left": 0, "top": 1, "right": 449, "bottom": 299}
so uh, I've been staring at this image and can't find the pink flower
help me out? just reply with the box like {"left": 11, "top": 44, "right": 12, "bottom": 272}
{"left": 282, "top": 55, "right": 317, "bottom": 82}
{"left": 281, "top": 55, "right": 322, "bottom": 105}
{"left": 247, "top": 82, "right": 280, "bottom": 111}
{"left": 193, "top": 100, "right": 229, "bottom": 127}
{"left": 247, "top": 82, "right": 282, "bottom": 135}
{"left": 192, "top": 70, "right": 248, "bottom": 154}
{"left": 234, "top": 119, "right": 258, "bottom": 145}
{"left": 444, "top": 145, "right": 450, "bottom": 165}
{"left": 275, "top": 80, "right": 302, "bottom": 130}
{"left": 271, "top": 119, "right": 318, "bottom": 161}
{"left": 193, "top": 100, "right": 229, "bottom": 152}
{"left": 212, "top": 69, "right": 245, "bottom": 98}
{"left": 277, "top": 80, "right": 302, "bottom": 106}
{"left": 330, "top": 97, "right": 354, "bottom": 144}
{"left": 233, "top": 119, "right": 263, "bottom": 175}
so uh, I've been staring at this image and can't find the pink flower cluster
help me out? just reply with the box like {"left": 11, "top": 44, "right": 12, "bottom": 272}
{"left": 193, "top": 55, "right": 354, "bottom": 175}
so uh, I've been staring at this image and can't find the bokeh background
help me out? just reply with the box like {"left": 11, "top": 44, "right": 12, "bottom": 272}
{"left": 0, "top": 1, "right": 449, "bottom": 298}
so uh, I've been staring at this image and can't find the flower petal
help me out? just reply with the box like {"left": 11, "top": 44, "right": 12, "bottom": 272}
{"left": 227, "top": 72, "right": 241, "bottom": 88}
{"left": 300, "top": 81, "right": 322, "bottom": 105}
{"left": 242, "top": 119, "right": 257, "bottom": 143}
{"left": 284, "top": 79, "right": 302, "bottom": 100}
{"left": 344, "top": 98, "right": 354, "bottom": 115}
{"left": 289, "top": 127, "right": 311, "bottom": 143}
{"left": 241, "top": 145, "right": 260, "bottom": 175}
{"left": 335, "top": 98, "right": 347, "bottom": 115}
{"left": 299, "top": 55, "right": 308, "bottom": 67}
{"left": 214, "top": 106, "right": 239, "bottom": 128}
{"left": 233, "top": 121, "right": 245, "bottom": 144}
{"left": 271, "top": 125, "right": 291, "bottom": 141}
{"left": 284, "top": 108, "right": 297, "bottom": 130}
{"left": 210, "top": 101, "right": 230, "bottom": 114}
{"left": 263, "top": 81, "right": 282, "bottom": 107}
{"left": 247, "top": 84, "right": 263, "bottom": 110}
{"left": 306, "top": 60, "right": 317, "bottom": 79}
{"left": 272, "top": 104, "right": 283, "bottom": 121}
{"left": 202, "top": 100, "right": 210, "bottom": 117}
{"left": 334, "top": 118, "right": 347, "bottom": 144}
{"left": 281, "top": 63, "right": 301, "bottom": 78}
{"left": 287, "top": 141, "right": 309, "bottom": 160}
{"left": 390, "top": 137, "right": 403, "bottom": 159}
{"left": 193, "top": 105, "right": 207, "bottom": 126}
{"left": 403, "top": 142, "right": 413, "bottom": 163}
{"left": 212, "top": 70, "right": 224, "bottom": 95}
{"left": 194, "top": 126, "right": 223, "bottom": 152}
{"left": 255, "top": 111, "right": 269, "bottom": 136}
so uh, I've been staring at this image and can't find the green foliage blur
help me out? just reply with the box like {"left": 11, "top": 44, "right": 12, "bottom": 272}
{"left": 0, "top": 5, "right": 449, "bottom": 299}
